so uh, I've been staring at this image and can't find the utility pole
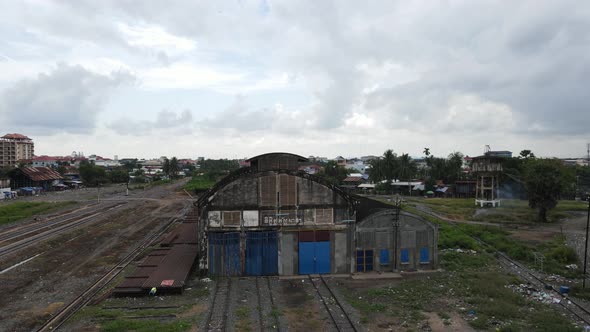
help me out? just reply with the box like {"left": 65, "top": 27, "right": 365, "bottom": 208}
{"left": 584, "top": 195, "right": 590, "bottom": 288}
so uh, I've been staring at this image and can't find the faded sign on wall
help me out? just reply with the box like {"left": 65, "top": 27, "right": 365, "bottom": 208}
{"left": 260, "top": 210, "right": 303, "bottom": 226}
{"left": 208, "top": 211, "right": 221, "bottom": 227}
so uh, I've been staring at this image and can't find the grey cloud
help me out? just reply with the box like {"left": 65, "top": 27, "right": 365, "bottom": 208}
{"left": 109, "top": 109, "right": 194, "bottom": 136}
{"left": 199, "top": 96, "right": 307, "bottom": 134}
{"left": 199, "top": 96, "right": 273, "bottom": 132}
{"left": 4, "top": 1, "right": 590, "bottom": 138}
{"left": 0, "top": 63, "right": 134, "bottom": 135}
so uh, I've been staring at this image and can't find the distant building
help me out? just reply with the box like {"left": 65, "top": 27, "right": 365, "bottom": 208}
{"left": 9, "top": 166, "right": 63, "bottom": 190}
{"left": 334, "top": 156, "right": 347, "bottom": 166}
{"left": 0, "top": 133, "right": 34, "bottom": 167}
{"left": 486, "top": 150, "right": 512, "bottom": 158}
{"left": 32, "top": 155, "right": 60, "bottom": 168}
{"left": 360, "top": 155, "right": 379, "bottom": 162}
{"left": 298, "top": 164, "right": 322, "bottom": 175}
{"left": 345, "top": 160, "right": 368, "bottom": 173}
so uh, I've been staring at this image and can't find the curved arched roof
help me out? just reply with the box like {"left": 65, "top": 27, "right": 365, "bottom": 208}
{"left": 195, "top": 168, "right": 354, "bottom": 209}
{"left": 246, "top": 152, "right": 308, "bottom": 162}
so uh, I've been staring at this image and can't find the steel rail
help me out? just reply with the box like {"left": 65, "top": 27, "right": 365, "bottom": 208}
{"left": 308, "top": 275, "right": 358, "bottom": 332}
{"left": 36, "top": 203, "right": 191, "bottom": 331}
{"left": 0, "top": 203, "right": 127, "bottom": 259}
{"left": 0, "top": 203, "right": 104, "bottom": 242}
{"left": 0, "top": 202, "right": 123, "bottom": 244}
{"left": 266, "top": 277, "right": 281, "bottom": 331}
{"left": 204, "top": 277, "right": 232, "bottom": 332}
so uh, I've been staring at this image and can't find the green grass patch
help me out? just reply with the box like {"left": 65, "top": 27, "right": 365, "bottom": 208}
{"left": 416, "top": 198, "right": 586, "bottom": 223}
{"left": 182, "top": 174, "right": 217, "bottom": 192}
{"left": 0, "top": 201, "right": 76, "bottom": 225}
{"left": 403, "top": 203, "right": 581, "bottom": 277}
{"left": 101, "top": 319, "right": 191, "bottom": 332}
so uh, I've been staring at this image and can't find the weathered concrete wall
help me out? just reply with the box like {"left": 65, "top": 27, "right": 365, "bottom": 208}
{"left": 297, "top": 177, "right": 335, "bottom": 205}
{"left": 279, "top": 232, "right": 297, "bottom": 275}
{"left": 210, "top": 177, "right": 258, "bottom": 208}
{"left": 356, "top": 211, "right": 438, "bottom": 272}
{"left": 334, "top": 231, "right": 348, "bottom": 273}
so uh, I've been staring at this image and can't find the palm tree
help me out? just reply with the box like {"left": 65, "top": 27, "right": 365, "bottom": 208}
{"left": 170, "top": 157, "right": 179, "bottom": 178}
{"left": 162, "top": 158, "right": 171, "bottom": 178}
{"left": 398, "top": 153, "right": 417, "bottom": 181}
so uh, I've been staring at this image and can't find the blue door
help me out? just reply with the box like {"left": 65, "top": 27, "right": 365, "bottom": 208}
{"left": 315, "top": 241, "right": 331, "bottom": 274}
{"left": 246, "top": 231, "right": 278, "bottom": 276}
{"left": 208, "top": 232, "right": 240, "bottom": 276}
{"left": 299, "top": 242, "right": 315, "bottom": 274}
{"left": 420, "top": 247, "right": 430, "bottom": 263}
{"left": 299, "top": 241, "right": 331, "bottom": 274}
{"left": 401, "top": 248, "right": 410, "bottom": 264}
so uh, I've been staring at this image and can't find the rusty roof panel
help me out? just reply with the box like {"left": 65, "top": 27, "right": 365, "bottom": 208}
{"left": 20, "top": 167, "right": 63, "bottom": 182}
{"left": 161, "top": 223, "right": 198, "bottom": 246}
{"left": 117, "top": 277, "right": 148, "bottom": 288}
{"left": 141, "top": 244, "right": 198, "bottom": 289}
{"left": 139, "top": 255, "right": 165, "bottom": 267}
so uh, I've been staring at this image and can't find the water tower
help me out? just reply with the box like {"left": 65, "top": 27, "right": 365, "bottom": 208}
{"left": 472, "top": 146, "right": 504, "bottom": 207}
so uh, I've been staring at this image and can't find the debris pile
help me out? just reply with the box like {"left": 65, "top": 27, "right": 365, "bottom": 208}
{"left": 440, "top": 248, "right": 478, "bottom": 255}
{"left": 506, "top": 283, "right": 563, "bottom": 304}
{"left": 545, "top": 274, "right": 566, "bottom": 284}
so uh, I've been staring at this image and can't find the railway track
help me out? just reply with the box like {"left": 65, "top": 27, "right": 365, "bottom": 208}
{"left": 36, "top": 202, "right": 191, "bottom": 332}
{"left": 205, "top": 277, "right": 233, "bottom": 331}
{"left": 480, "top": 237, "right": 590, "bottom": 326}
{"left": 256, "top": 276, "right": 281, "bottom": 331}
{"left": 414, "top": 205, "right": 590, "bottom": 326}
{"left": 0, "top": 203, "right": 98, "bottom": 242}
{"left": 0, "top": 202, "right": 127, "bottom": 259}
{"left": 309, "top": 275, "right": 358, "bottom": 332}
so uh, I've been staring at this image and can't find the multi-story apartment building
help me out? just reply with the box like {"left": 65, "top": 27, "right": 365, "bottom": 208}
{"left": 0, "top": 133, "right": 34, "bottom": 167}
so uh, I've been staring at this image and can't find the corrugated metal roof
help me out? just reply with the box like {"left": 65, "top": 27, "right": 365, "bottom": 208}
{"left": 20, "top": 167, "right": 63, "bottom": 182}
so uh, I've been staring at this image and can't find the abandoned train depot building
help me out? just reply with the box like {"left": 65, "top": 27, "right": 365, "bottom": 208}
{"left": 196, "top": 152, "right": 439, "bottom": 276}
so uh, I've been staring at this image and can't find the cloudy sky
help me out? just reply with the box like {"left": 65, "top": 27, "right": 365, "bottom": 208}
{"left": 1, "top": 1, "right": 589, "bottom": 159}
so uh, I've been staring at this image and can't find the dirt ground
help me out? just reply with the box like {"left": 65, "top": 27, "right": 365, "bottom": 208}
{"left": 0, "top": 180, "right": 191, "bottom": 332}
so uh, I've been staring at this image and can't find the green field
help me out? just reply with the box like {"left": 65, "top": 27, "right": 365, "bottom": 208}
{"left": 0, "top": 201, "right": 77, "bottom": 225}
{"left": 407, "top": 198, "right": 588, "bottom": 223}
{"left": 182, "top": 175, "right": 217, "bottom": 192}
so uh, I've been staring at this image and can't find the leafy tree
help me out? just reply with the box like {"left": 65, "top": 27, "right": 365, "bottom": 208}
{"left": 121, "top": 159, "right": 138, "bottom": 171}
{"left": 79, "top": 160, "right": 108, "bottom": 186}
{"left": 108, "top": 168, "right": 130, "bottom": 183}
{"left": 170, "top": 157, "right": 179, "bottom": 178}
{"left": 0, "top": 166, "right": 14, "bottom": 178}
{"left": 199, "top": 159, "right": 239, "bottom": 173}
{"left": 524, "top": 158, "right": 571, "bottom": 222}
{"left": 519, "top": 150, "right": 536, "bottom": 159}
{"left": 162, "top": 158, "right": 170, "bottom": 178}
{"left": 317, "top": 160, "right": 349, "bottom": 185}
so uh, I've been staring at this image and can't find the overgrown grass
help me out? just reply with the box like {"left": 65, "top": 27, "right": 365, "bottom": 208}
{"left": 0, "top": 201, "right": 76, "bottom": 225}
{"left": 101, "top": 319, "right": 191, "bottom": 332}
{"left": 402, "top": 204, "right": 581, "bottom": 277}
{"left": 341, "top": 251, "right": 580, "bottom": 331}
{"left": 182, "top": 175, "right": 217, "bottom": 192}
{"left": 418, "top": 198, "right": 587, "bottom": 223}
